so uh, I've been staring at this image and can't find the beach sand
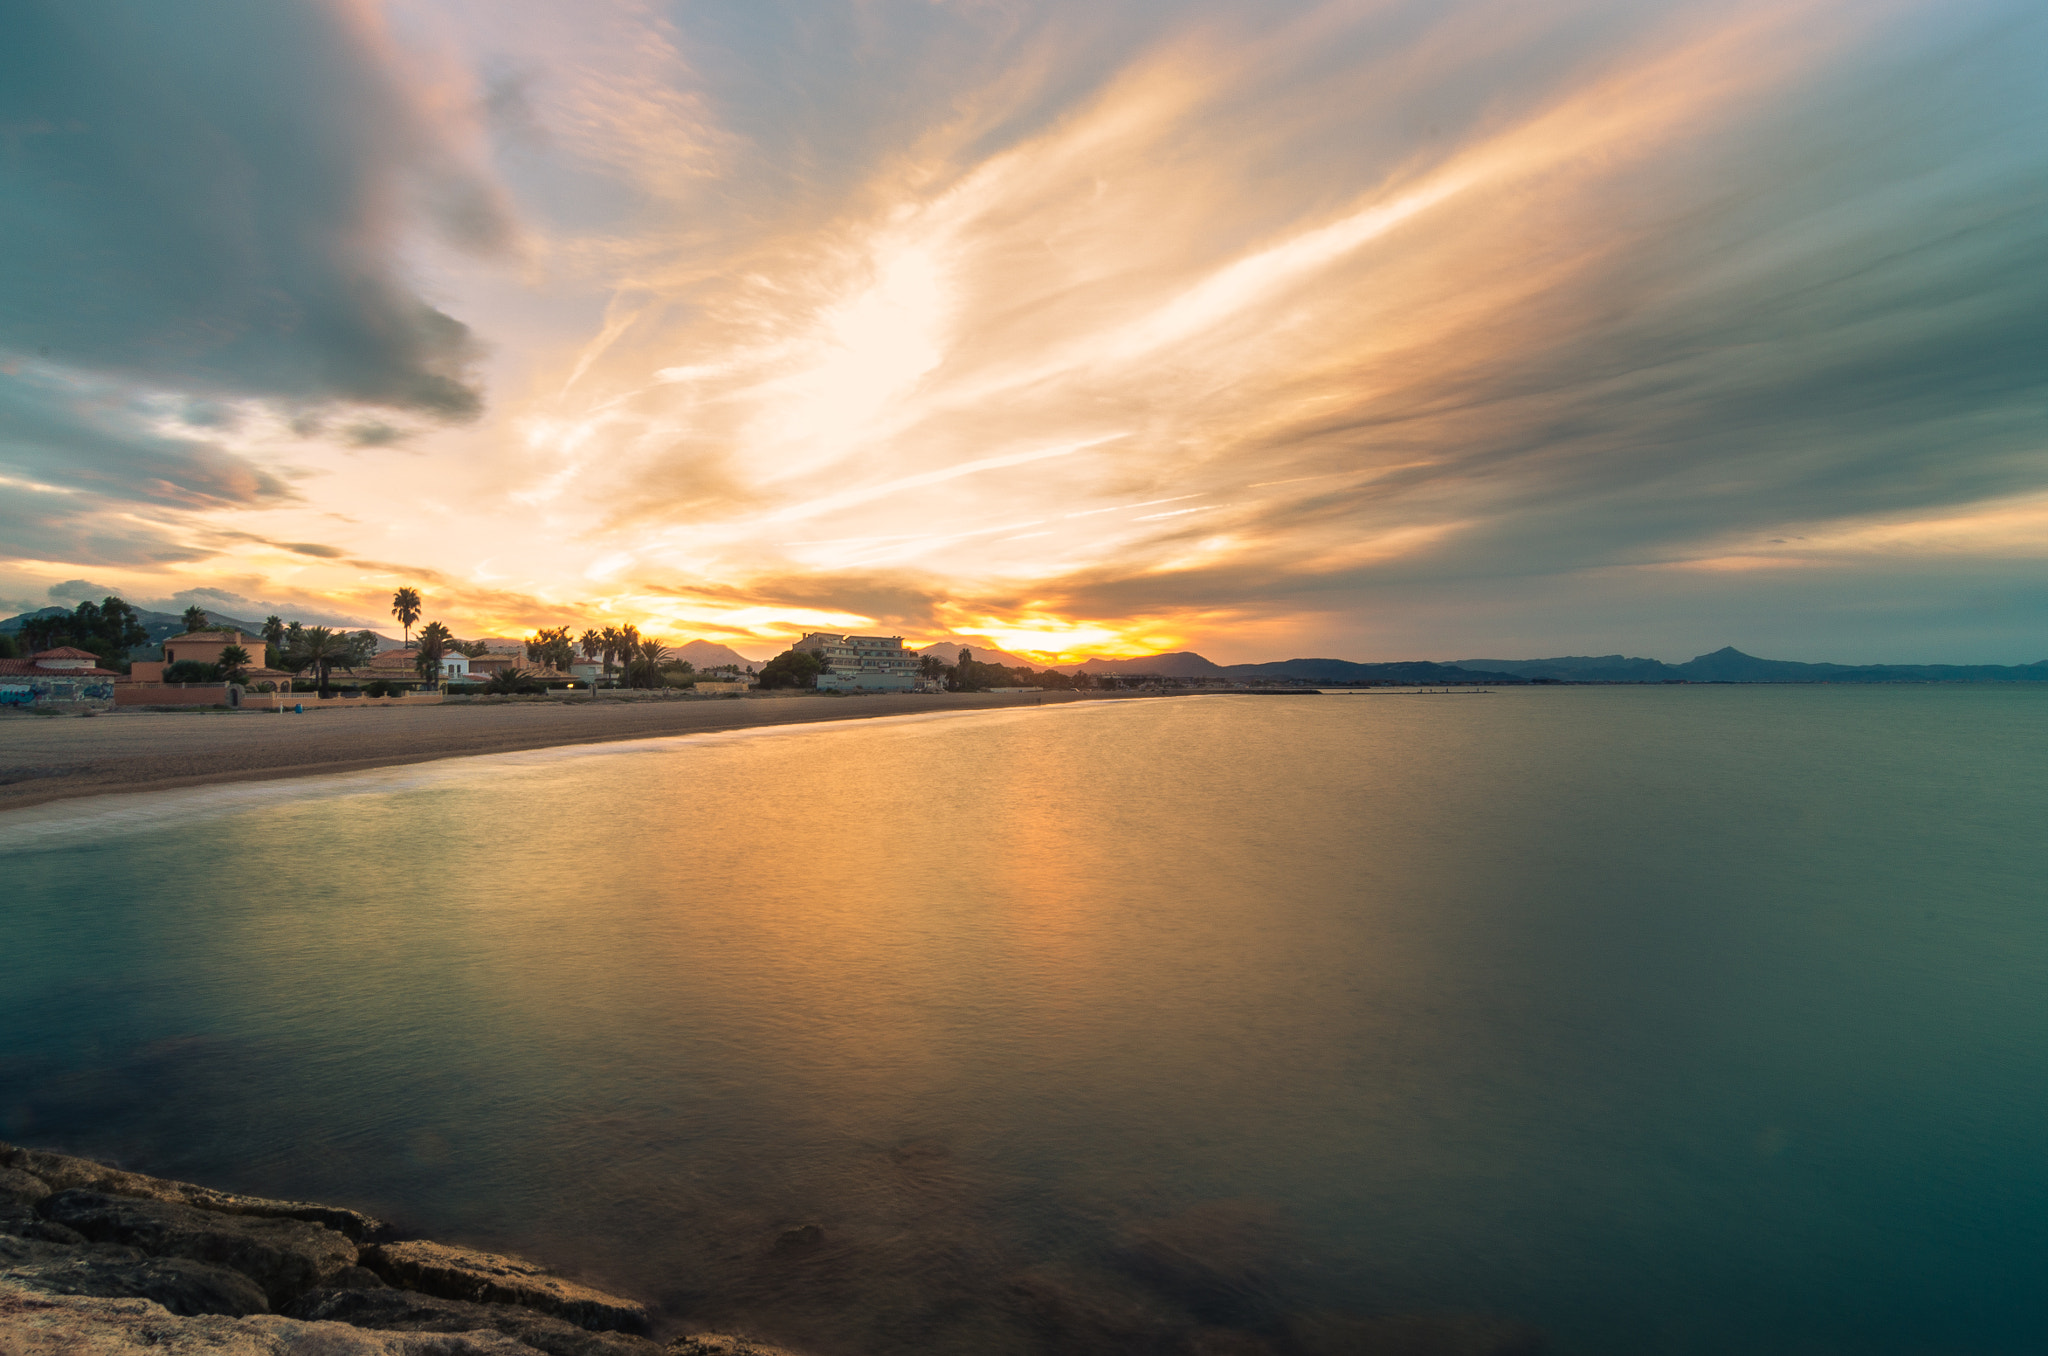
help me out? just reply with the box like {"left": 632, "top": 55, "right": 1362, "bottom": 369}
{"left": 0, "top": 691, "right": 1100, "bottom": 813}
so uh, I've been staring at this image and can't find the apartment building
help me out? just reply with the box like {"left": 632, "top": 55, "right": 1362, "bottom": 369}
{"left": 793, "top": 632, "right": 924, "bottom": 692}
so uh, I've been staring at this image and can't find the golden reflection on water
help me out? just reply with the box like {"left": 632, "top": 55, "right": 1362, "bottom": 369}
{"left": 8, "top": 690, "right": 2048, "bottom": 1355}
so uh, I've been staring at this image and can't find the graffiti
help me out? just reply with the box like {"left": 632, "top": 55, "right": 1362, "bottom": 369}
{"left": 0, "top": 685, "right": 32, "bottom": 706}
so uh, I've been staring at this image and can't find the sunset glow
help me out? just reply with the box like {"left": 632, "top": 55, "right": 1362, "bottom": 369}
{"left": 6, "top": 1, "right": 2046, "bottom": 663}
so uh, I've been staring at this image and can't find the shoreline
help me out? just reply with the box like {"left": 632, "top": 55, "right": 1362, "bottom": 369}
{"left": 0, "top": 691, "right": 1121, "bottom": 816}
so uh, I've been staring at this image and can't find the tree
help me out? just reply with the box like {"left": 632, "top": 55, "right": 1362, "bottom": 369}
{"left": 21, "top": 597, "right": 149, "bottom": 669}
{"left": 526, "top": 626, "right": 575, "bottom": 672}
{"left": 597, "top": 625, "right": 624, "bottom": 677}
{"left": 949, "top": 646, "right": 984, "bottom": 692}
{"left": 182, "top": 605, "right": 210, "bottom": 633}
{"left": 216, "top": 645, "right": 252, "bottom": 685}
{"left": 625, "top": 637, "right": 667, "bottom": 688}
{"left": 579, "top": 629, "right": 602, "bottom": 665}
{"left": 0, "top": 633, "right": 15, "bottom": 661}
{"left": 294, "top": 627, "right": 342, "bottom": 696}
{"left": 756, "top": 647, "right": 829, "bottom": 690}
{"left": 415, "top": 620, "right": 453, "bottom": 687}
{"left": 263, "top": 615, "right": 286, "bottom": 667}
{"left": 338, "top": 630, "right": 379, "bottom": 672}
{"left": 391, "top": 588, "right": 422, "bottom": 646}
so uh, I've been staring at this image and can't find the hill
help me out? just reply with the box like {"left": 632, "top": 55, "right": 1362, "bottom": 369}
{"left": 1464, "top": 646, "right": 2048, "bottom": 683}
{"left": 671, "top": 639, "right": 768, "bottom": 670}
{"left": 3, "top": 603, "right": 270, "bottom": 648}
{"left": 918, "top": 639, "right": 1043, "bottom": 670}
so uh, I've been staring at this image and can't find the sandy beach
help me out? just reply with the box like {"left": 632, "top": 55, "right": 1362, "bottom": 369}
{"left": 0, "top": 691, "right": 1104, "bottom": 813}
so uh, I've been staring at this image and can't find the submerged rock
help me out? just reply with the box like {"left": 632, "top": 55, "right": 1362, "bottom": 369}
{"left": 361, "top": 1240, "right": 649, "bottom": 1334}
{"left": 39, "top": 1190, "right": 359, "bottom": 1308}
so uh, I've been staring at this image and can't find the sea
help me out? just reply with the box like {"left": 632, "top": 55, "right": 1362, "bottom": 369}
{"left": 3, "top": 687, "right": 2045, "bottom": 1355}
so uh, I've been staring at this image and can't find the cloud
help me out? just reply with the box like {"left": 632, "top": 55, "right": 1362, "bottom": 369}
{"left": 0, "top": 0, "right": 502, "bottom": 416}
{"left": 47, "top": 579, "right": 123, "bottom": 602}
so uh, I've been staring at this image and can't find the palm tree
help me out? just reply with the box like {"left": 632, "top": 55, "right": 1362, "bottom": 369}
{"left": 598, "top": 625, "right": 623, "bottom": 677}
{"left": 580, "top": 629, "right": 602, "bottom": 663}
{"left": 391, "top": 587, "right": 422, "bottom": 647}
{"left": 629, "top": 637, "right": 667, "bottom": 688}
{"left": 297, "top": 627, "right": 340, "bottom": 697}
{"left": 181, "top": 605, "right": 209, "bottom": 633}
{"left": 414, "top": 620, "right": 454, "bottom": 688}
{"left": 262, "top": 615, "right": 285, "bottom": 665}
{"left": 216, "top": 645, "right": 252, "bottom": 685}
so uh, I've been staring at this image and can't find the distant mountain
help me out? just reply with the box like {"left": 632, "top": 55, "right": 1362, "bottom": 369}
{"left": 1460, "top": 654, "right": 1686, "bottom": 682}
{"left": 671, "top": 639, "right": 766, "bottom": 670}
{"left": 1067, "top": 651, "right": 1224, "bottom": 678}
{"left": 919, "top": 639, "right": 1043, "bottom": 669}
{"left": 2, "top": 604, "right": 268, "bottom": 649}
{"left": 1464, "top": 647, "right": 2048, "bottom": 683}
{"left": 2, "top": 604, "right": 399, "bottom": 657}
{"left": 1221, "top": 657, "right": 1523, "bottom": 684}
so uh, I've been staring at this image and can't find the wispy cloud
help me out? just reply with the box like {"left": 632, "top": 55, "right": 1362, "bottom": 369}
{"left": 6, "top": 0, "right": 2047, "bottom": 663}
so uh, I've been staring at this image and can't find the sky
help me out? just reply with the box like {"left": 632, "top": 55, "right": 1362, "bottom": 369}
{"left": 3, "top": 0, "right": 2045, "bottom": 665}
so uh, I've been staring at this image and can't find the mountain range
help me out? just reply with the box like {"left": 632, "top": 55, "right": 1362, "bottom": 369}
{"left": 949, "top": 644, "right": 2048, "bottom": 684}
{"left": 7, "top": 605, "right": 2042, "bottom": 681}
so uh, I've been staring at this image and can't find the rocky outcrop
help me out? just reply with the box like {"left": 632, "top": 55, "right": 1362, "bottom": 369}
{"left": 0, "top": 1281, "right": 538, "bottom": 1354}
{"left": 0, "top": 1144, "right": 802, "bottom": 1356}
{"left": 361, "top": 1241, "right": 648, "bottom": 1334}
{"left": 0, "top": 1143, "right": 382, "bottom": 1241}
{"left": 286, "top": 1285, "right": 662, "bottom": 1356}
{"left": 43, "top": 1190, "right": 361, "bottom": 1308}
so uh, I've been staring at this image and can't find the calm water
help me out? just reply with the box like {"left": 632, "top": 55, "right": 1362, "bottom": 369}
{"left": 4, "top": 689, "right": 2046, "bottom": 1354}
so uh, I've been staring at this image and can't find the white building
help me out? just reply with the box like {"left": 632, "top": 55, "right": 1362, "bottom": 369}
{"left": 794, "top": 632, "right": 923, "bottom": 692}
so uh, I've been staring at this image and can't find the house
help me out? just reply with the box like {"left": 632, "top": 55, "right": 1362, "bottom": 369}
{"left": 794, "top": 632, "right": 922, "bottom": 692}
{"left": 130, "top": 630, "right": 277, "bottom": 682}
{"left": 2, "top": 648, "right": 123, "bottom": 710}
{"left": 365, "top": 648, "right": 470, "bottom": 681}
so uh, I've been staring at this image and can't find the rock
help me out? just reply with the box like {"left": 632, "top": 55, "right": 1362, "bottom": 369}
{"left": 769, "top": 1225, "right": 822, "bottom": 1256}
{"left": 287, "top": 1284, "right": 663, "bottom": 1356}
{"left": 665, "top": 1338, "right": 808, "bottom": 1356}
{"left": 0, "top": 1167, "right": 52, "bottom": 1206}
{"left": 0, "top": 1143, "right": 384, "bottom": 1241}
{"left": 1, "top": 1200, "right": 86, "bottom": 1245}
{"left": 5, "top": 1246, "right": 272, "bottom": 1316}
{"left": 1287, "top": 1311, "right": 1549, "bottom": 1356}
{"left": 0, "top": 1278, "right": 539, "bottom": 1353}
{"left": 41, "top": 1189, "right": 358, "bottom": 1307}
{"left": 360, "top": 1241, "right": 648, "bottom": 1334}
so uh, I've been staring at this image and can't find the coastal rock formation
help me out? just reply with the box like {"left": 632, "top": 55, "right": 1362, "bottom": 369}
{"left": 0, "top": 1143, "right": 382, "bottom": 1241}
{"left": 0, "top": 1282, "right": 539, "bottom": 1354}
{"left": 286, "top": 1284, "right": 661, "bottom": 1355}
{"left": 361, "top": 1240, "right": 649, "bottom": 1333}
{"left": 0, "top": 1144, "right": 798, "bottom": 1356}
{"left": 43, "top": 1190, "right": 360, "bottom": 1308}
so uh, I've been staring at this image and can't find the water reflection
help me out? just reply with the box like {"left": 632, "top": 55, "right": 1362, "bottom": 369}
{"left": 6, "top": 691, "right": 2048, "bottom": 1354}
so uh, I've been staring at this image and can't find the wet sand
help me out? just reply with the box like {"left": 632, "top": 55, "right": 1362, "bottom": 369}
{"left": 0, "top": 691, "right": 1104, "bottom": 813}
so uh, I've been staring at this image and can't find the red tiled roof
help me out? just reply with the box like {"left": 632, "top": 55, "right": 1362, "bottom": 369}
{"left": 32, "top": 647, "right": 100, "bottom": 659}
{"left": 0, "top": 657, "right": 121, "bottom": 677}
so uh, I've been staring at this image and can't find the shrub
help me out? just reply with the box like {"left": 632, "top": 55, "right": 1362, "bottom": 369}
{"left": 162, "top": 660, "right": 219, "bottom": 683}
